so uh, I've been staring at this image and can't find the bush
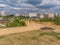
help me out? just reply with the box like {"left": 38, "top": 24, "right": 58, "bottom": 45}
{"left": 54, "top": 17, "right": 60, "bottom": 25}
{"left": 39, "top": 18, "right": 53, "bottom": 22}
{"left": 6, "top": 19, "right": 26, "bottom": 27}
{"left": 17, "top": 16, "right": 29, "bottom": 20}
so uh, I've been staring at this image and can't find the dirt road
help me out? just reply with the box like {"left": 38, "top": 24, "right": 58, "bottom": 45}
{"left": 0, "top": 21, "right": 60, "bottom": 36}
{"left": 0, "top": 21, "right": 41, "bottom": 36}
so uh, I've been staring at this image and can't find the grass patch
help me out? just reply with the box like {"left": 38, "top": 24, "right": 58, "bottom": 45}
{"left": 0, "top": 30, "right": 60, "bottom": 45}
{"left": 40, "top": 31, "right": 60, "bottom": 40}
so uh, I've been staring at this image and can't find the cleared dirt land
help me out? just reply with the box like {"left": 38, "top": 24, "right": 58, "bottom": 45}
{"left": 0, "top": 21, "right": 60, "bottom": 45}
{"left": 0, "top": 21, "right": 60, "bottom": 36}
{"left": 0, "top": 21, "right": 41, "bottom": 36}
{"left": 0, "top": 30, "right": 60, "bottom": 45}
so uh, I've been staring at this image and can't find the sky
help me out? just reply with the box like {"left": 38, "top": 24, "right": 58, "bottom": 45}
{"left": 0, "top": 0, "right": 60, "bottom": 14}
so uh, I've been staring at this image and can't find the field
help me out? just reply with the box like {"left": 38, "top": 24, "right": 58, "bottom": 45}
{"left": 0, "top": 16, "right": 60, "bottom": 45}
{"left": 0, "top": 30, "right": 60, "bottom": 45}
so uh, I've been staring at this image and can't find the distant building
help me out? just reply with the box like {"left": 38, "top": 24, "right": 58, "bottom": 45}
{"left": 37, "top": 14, "right": 40, "bottom": 18}
{"left": 29, "top": 13, "right": 37, "bottom": 17}
{"left": 0, "top": 17, "right": 9, "bottom": 23}
{"left": 0, "top": 20, "right": 9, "bottom": 24}
{"left": 0, "top": 11, "right": 6, "bottom": 16}
{"left": 40, "top": 14, "right": 45, "bottom": 18}
{"left": 15, "top": 13, "right": 20, "bottom": 16}
{"left": 54, "top": 13, "right": 57, "bottom": 17}
{"left": 23, "top": 13, "right": 29, "bottom": 17}
{"left": 0, "top": 17, "right": 3, "bottom": 20}
{"left": 48, "top": 13, "right": 55, "bottom": 18}
{"left": 37, "top": 13, "right": 49, "bottom": 18}
{"left": 43, "top": 13, "right": 48, "bottom": 18}
{"left": 58, "top": 13, "right": 60, "bottom": 17}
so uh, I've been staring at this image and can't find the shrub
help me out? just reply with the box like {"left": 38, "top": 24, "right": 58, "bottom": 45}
{"left": 6, "top": 19, "right": 26, "bottom": 27}
{"left": 39, "top": 18, "right": 53, "bottom": 22}
{"left": 54, "top": 17, "right": 60, "bottom": 25}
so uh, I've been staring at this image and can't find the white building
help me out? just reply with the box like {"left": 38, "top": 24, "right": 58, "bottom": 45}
{"left": 55, "top": 13, "right": 58, "bottom": 17}
{"left": 37, "top": 14, "right": 45, "bottom": 18}
{"left": 40, "top": 14, "right": 45, "bottom": 18}
{"left": 29, "top": 13, "right": 37, "bottom": 17}
{"left": 48, "top": 13, "right": 55, "bottom": 18}
{"left": 15, "top": 13, "right": 20, "bottom": 16}
{"left": 22, "top": 13, "right": 29, "bottom": 17}
{"left": 0, "top": 11, "right": 6, "bottom": 16}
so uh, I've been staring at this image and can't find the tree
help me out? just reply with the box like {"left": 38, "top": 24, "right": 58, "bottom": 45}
{"left": 54, "top": 17, "right": 60, "bottom": 25}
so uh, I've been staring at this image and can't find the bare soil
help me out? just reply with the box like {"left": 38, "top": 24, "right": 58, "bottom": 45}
{"left": 0, "top": 21, "right": 60, "bottom": 36}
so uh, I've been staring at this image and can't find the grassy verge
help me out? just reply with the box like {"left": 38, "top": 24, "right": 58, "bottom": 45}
{"left": 0, "top": 30, "right": 60, "bottom": 45}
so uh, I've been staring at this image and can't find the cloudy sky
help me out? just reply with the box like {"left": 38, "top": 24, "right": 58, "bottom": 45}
{"left": 0, "top": 0, "right": 60, "bottom": 14}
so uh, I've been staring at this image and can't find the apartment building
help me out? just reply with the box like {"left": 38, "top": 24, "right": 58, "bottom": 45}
{"left": 0, "top": 17, "right": 9, "bottom": 23}
{"left": 40, "top": 14, "right": 45, "bottom": 18}
{"left": 0, "top": 11, "right": 6, "bottom": 16}
{"left": 58, "top": 13, "right": 60, "bottom": 17}
{"left": 37, "top": 13, "right": 48, "bottom": 18}
{"left": 48, "top": 13, "right": 55, "bottom": 18}
{"left": 29, "top": 13, "right": 37, "bottom": 17}
{"left": 15, "top": 13, "right": 20, "bottom": 16}
{"left": 22, "top": 13, "right": 29, "bottom": 17}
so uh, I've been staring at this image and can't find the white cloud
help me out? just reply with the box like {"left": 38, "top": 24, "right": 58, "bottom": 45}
{"left": 0, "top": 4, "right": 6, "bottom": 7}
{"left": 12, "top": 6, "right": 38, "bottom": 10}
{"left": 4, "top": 0, "right": 36, "bottom": 10}
{"left": 36, "top": 0, "right": 60, "bottom": 13}
{"left": 16, "top": 0, "right": 28, "bottom": 3}
{"left": 38, "top": 0, "right": 60, "bottom": 6}
{"left": 38, "top": 5, "right": 60, "bottom": 13}
{"left": 47, "top": 6, "right": 60, "bottom": 12}
{"left": 10, "top": 3, "right": 37, "bottom": 10}
{"left": 17, "top": 3, "right": 35, "bottom": 7}
{"left": 5, "top": 0, "right": 28, "bottom": 5}
{"left": 1, "top": 0, "right": 60, "bottom": 13}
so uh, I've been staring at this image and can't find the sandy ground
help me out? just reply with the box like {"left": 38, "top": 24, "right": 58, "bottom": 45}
{"left": 0, "top": 21, "right": 60, "bottom": 36}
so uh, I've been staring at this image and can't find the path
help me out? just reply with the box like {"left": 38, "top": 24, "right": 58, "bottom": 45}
{"left": 0, "top": 21, "right": 60, "bottom": 36}
{"left": 0, "top": 21, "right": 42, "bottom": 36}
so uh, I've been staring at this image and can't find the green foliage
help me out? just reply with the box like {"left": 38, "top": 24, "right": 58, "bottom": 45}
{"left": 54, "top": 17, "right": 60, "bottom": 25}
{"left": 16, "top": 16, "right": 29, "bottom": 20}
{"left": 6, "top": 19, "right": 26, "bottom": 27}
{"left": 39, "top": 17, "right": 60, "bottom": 25}
{"left": 39, "top": 18, "right": 53, "bottom": 22}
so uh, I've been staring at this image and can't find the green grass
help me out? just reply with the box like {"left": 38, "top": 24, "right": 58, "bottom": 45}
{"left": 0, "top": 30, "right": 60, "bottom": 45}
